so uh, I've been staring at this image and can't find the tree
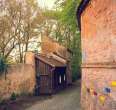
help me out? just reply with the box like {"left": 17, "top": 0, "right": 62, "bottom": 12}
{"left": 57, "top": 0, "right": 82, "bottom": 80}
{"left": 0, "top": 0, "right": 43, "bottom": 63}
{"left": 0, "top": 0, "right": 19, "bottom": 58}
{"left": 45, "top": 0, "right": 82, "bottom": 80}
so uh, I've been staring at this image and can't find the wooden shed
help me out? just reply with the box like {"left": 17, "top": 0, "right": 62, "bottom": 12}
{"left": 35, "top": 54, "right": 67, "bottom": 94}
{"left": 41, "top": 36, "right": 72, "bottom": 85}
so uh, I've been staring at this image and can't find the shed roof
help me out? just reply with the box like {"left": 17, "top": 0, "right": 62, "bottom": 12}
{"left": 35, "top": 54, "right": 67, "bottom": 67}
{"left": 42, "top": 35, "right": 73, "bottom": 54}
{"left": 76, "top": 0, "right": 90, "bottom": 30}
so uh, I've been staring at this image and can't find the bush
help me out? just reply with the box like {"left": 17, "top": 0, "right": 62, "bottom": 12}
{"left": 0, "top": 55, "right": 7, "bottom": 75}
{"left": 72, "top": 67, "right": 81, "bottom": 82}
{"left": 10, "top": 92, "right": 17, "bottom": 101}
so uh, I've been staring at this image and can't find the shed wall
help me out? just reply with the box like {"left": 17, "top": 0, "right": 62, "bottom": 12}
{"left": 37, "top": 60, "right": 53, "bottom": 94}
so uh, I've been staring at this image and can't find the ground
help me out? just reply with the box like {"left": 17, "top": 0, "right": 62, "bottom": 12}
{"left": 0, "top": 81, "right": 81, "bottom": 110}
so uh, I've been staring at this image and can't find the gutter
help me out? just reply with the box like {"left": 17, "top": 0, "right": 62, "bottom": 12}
{"left": 76, "top": 0, "right": 90, "bottom": 30}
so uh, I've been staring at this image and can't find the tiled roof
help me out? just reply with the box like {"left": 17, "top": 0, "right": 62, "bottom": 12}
{"left": 42, "top": 36, "right": 72, "bottom": 54}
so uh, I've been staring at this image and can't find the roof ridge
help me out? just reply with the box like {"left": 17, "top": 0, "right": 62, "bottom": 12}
{"left": 35, "top": 53, "right": 67, "bottom": 67}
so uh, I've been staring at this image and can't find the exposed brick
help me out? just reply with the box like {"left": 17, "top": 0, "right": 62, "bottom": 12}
{"left": 81, "top": 0, "right": 116, "bottom": 110}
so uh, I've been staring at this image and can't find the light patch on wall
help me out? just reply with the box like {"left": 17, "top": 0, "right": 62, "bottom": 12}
{"left": 90, "top": 88, "right": 94, "bottom": 95}
{"left": 82, "top": 83, "right": 86, "bottom": 94}
{"left": 82, "top": 51, "right": 87, "bottom": 63}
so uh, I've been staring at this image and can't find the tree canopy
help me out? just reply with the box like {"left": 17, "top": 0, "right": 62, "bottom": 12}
{"left": 0, "top": 0, "right": 82, "bottom": 80}
{"left": 45, "top": 0, "right": 82, "bottom": 80}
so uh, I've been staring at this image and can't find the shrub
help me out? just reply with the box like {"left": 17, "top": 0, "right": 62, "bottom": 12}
{"left": 72, "top": 66, "right": 81, "bottom": 82}
{"left": 10, "top": 92, "right": 17, "bottom": 101}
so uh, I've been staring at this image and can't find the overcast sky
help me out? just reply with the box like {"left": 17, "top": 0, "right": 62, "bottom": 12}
{"left": 37, "top": 0, "right": 56, "bottom": 9}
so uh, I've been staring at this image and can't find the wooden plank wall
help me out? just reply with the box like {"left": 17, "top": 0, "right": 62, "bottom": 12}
{"left": 35, "top": 58, "right": 53, "bottom": 94}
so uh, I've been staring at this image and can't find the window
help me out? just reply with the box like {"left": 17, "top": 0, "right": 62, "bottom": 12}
{"left": 59, "top": 75, "right": 62, "bottom": 84}
{"left": 64, "top": 75, "right": 66, "bottom": 81}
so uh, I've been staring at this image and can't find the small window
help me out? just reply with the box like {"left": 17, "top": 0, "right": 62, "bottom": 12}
{"left": 64, "top": 75, "right": 66, "bottom": 81}
{"left": 59, "top": 75, "right": 62, "bottom": 84}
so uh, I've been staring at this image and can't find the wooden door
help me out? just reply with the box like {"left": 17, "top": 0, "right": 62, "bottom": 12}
{"left": 40, "top": 75, "right": 51, "bottom": 94}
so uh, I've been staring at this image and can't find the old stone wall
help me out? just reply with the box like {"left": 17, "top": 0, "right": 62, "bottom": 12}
{"left": 81, "top": 0, "right": 116, "bottom": 110}
{"left": 0, "top": 64, "right": 36, "bottom": 100}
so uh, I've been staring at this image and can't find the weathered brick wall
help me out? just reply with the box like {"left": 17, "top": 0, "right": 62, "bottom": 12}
{"left": 0, "top": 64, "right": 36, "bottom": 100}
{"left": 81, "top": 66, "right": 116, "bottom": 110}
{"left": 81, "top": 0, "right": 116, "bottom": 63}
{"left": 81, "top": 0, "right": 116, "bottom": 110}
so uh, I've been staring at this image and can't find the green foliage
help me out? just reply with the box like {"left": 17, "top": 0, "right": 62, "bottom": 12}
{"left": 71, "top": 33, "right": 82, "bottom": 81}
{"left": 44, "top": 0, "right": 82, "bottom": 81}
{"left": 10, "top": 92, "right": 17, "bottom": 101}
{"left": 60, "top": 1, "right": 77, "bottom": 29}
{"left": 43, "top": 10, "right": 61, "bottom": 20}
{"left": 54, "top": 0, "right": 82, "bottom": 81}
{"left": 56, "top": 0, "right": 81, "bottom": 31}
{"left": 0, "top": 55, "right": 7, "bottom": 75}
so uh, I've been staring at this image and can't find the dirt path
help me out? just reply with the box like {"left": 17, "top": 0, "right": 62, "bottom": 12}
{"left": 26, "top": 81, "right": 81, "bottom": 110}
{"left": 0, "top": 81, "right": 81, "bottom": 110}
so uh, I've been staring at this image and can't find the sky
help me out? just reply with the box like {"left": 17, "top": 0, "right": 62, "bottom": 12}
{"left": 37, "top": 0, "right": 56, "bottom": 9}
